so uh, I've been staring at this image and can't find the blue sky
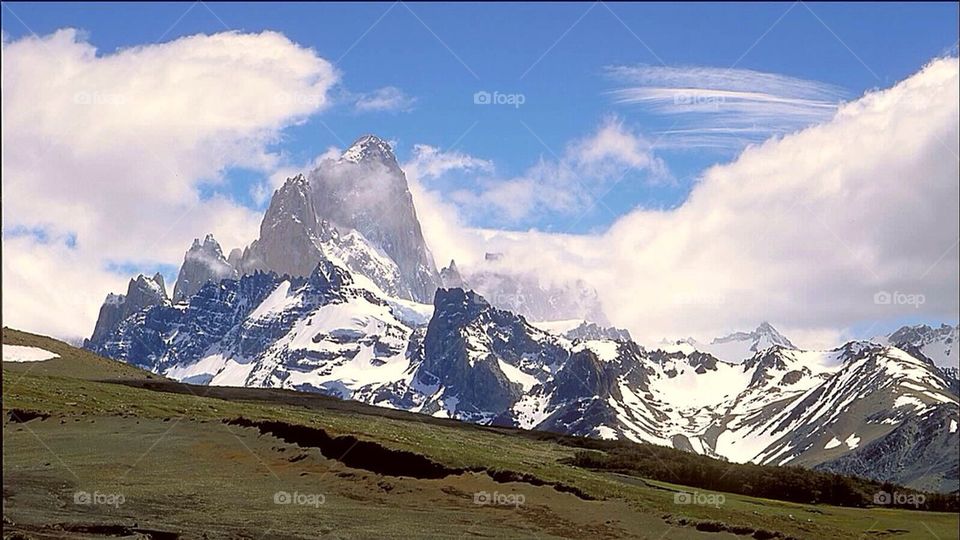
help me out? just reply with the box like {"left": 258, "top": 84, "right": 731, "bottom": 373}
{"left": 2, "top": 2, "right": 957, "bottom": 343}
{"left": 4, "top": 1, "right": 957, "bottom": 234}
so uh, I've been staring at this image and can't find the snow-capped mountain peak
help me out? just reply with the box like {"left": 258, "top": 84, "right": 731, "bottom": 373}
{"left": 878, "top": 323, "right": 959, "bottom": 369}
{"left": 655, "top": 322, "right": 797, "bottom": 364}
{"left": 340, "top": 134, "right": 397, "bottom": 165}
{"left": 713, "top": 321, "right": 795, "bottom": 349}
{"left": 173, "top": 233, "right": 237, "bottom": 302}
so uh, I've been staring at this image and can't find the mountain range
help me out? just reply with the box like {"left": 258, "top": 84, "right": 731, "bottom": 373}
{"left": 85, "top": 135, "right": 960, "bottom": 493}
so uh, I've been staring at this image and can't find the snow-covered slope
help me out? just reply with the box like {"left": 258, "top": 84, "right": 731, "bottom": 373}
{"left": 877, "top": 323, "right": 959, "bottom": 369}
{"left": 3, "top": 344, "right": 60, "bottom": 363}
{"left": 91, "top": 260, "right": 423, "bottom": 397}
{"left": 657, "top": 322, "right": 797, "bottom": 364}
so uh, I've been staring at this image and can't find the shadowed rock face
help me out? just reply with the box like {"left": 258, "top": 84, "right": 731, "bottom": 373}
{"left": 88, "top": 273, "right": 168, "bottom": 345}
{"left": 237, "top": 174, "right": 330, "bottom": 279}
{"left": 816, "top": 404, "right": 960, "bottom": 492}
{"left": 416, "top": 288, "right": 544, "bottom": 416}
{"left": 307, "top": 135, "right": 441, "bottom": 303}
{"left": 173, "top": 234, "right": 238, "bottom": 302}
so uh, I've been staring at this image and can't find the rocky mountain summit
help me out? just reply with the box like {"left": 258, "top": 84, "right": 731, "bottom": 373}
{"left": 173, "top": 234, "right": 237, "bottom": 302}
{"left": 88, "top": 273, "right": 168, "bottom": 344}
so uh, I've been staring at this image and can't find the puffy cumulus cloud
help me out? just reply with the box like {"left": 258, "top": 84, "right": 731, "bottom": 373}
{"left": 353, "top": 86, "right": 417, "bottom": 113}
{"left": 2, "top": 29, "right": 339, "bottom": 340}
{"left": 431, "top": 57, "right": 959, "bottom": 347}
{"left": 444, "top": 117, "right": 668, "bottom": 224}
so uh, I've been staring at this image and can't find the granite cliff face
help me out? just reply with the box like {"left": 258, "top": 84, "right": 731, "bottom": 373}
{"left": 173, "top": 234, "right": 238, "bottom": 302}
{"left": 307, "top": 135, "right": 441, "bottom": 303}
{"left": 88, "top": 273, "right": 168, "bottom": 345}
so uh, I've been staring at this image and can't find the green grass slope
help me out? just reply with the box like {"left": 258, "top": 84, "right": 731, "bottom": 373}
{"left": 3, "top": 330, "right": 958, "bottom": 539}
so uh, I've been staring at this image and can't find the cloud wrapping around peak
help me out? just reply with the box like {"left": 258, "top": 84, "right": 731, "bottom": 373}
{"left": 2, "top": 29, "right": 340, "bottom": 339}
{"left": 423, "top": 57, "right": 959, "bottom": 347}
{"left": 607, "top": 64, "right": 849, "bottom": 150}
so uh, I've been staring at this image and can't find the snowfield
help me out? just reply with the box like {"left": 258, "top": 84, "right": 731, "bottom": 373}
{"left": 3, "top": 345, "right": 60, "bottom": 363}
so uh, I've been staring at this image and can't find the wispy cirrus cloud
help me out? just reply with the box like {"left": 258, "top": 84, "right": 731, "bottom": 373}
{"left": 607, "top": 65, "right": 848, "bottom": 150}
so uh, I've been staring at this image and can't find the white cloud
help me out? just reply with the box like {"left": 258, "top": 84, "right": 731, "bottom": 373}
{"left": 405, "top": 144, "right": 493, "bottom": 180}
{"left": 401, "top": 145, "right": 494, "bottom": 268}
{"left": 421, "top": 57, "right": 959, "bottom": 347}
{"left": 1, "top": 29, "right": 340, "bottom": 340}
{"left": 253, "top": 147, "right": 343, "bottom": 206}
{"left": 353, "top": 86, "right": 416, "bottom": 113}
{"left": 440, "top": 117, "right": 668, "bottom": 224}
{"left": 607, "top": 65, "right": 848, "bottom": 150}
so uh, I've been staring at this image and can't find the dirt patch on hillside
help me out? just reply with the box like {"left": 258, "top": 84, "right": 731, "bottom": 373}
{"left": 225, "top": 416, "right": 595, "bottom": 500}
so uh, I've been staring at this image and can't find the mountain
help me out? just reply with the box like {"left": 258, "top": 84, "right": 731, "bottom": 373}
{"left": 87, "top": 258, "right": 959, "bottom": 490}
{"left": 816, "top": 404, "right": 959, "bottom": 492}
{"left": 87, "top": 260, "right": 426, "bottom": 395}
{"left": 162, "top": 135, "right": 441, "bottom": 310}
{"left": 563, "top": 321, "right": 633, "bottom": 342}
{"left": 235, "top": 173, "right": 329, "bottom": 278}
{"left": 463, "top": 254, "right": 609, "bottom": 323}
{"left": 87, "top": 273, "right": 168, "bottom": 345}
{"left": 84, "top": 134, "right": 958, "bottom": 493}
{"left": 439, "top": 259, "right": 465, "bottom": 288}
{"left": 658, "top": 322, "right": 797, "bottom": 364}
{"left": 306, "top": 135, "right": 441, "bottom": 303}
{"left": 173, "top": 234, "right": 238, "bottom": 302}
{"left": 878, "top": 323, "right": 959, "bottom": 369}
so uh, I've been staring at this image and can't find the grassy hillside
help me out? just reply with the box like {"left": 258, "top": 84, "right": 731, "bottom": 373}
{"left": 2, "top": 327, "right": 159, "bottom": 381}
{"left": 3, "top": 330, "right": 958, "bottom": 539}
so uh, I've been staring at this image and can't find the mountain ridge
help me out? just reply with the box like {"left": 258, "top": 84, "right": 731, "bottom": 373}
{"left": 84, "top": 134, "right": 959, "bottom": 492}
